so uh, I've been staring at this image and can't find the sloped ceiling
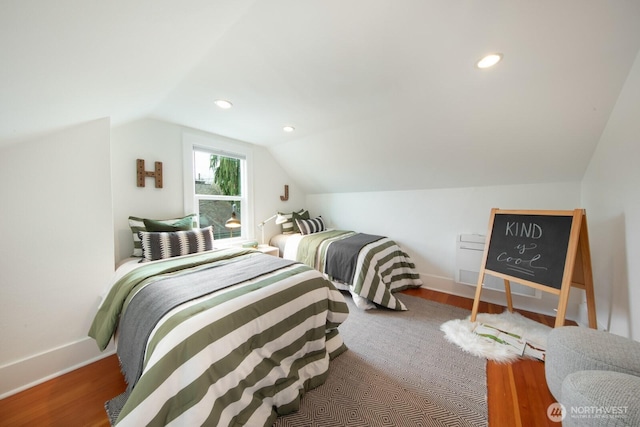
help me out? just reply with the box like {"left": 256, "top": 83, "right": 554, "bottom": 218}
{"left": 2, "top": 0, "right": 640, "bottom": 193}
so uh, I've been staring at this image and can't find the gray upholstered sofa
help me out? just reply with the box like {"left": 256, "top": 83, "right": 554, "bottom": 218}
{"left": 545, "top": 326, "right": 640, "bottom": 426}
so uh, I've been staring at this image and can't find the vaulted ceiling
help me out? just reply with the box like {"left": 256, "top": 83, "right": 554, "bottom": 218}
{"left": 2, "top": 0, "right": 639, "bottom": 193}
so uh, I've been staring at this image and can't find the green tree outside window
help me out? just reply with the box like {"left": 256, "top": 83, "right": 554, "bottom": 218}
{"left": 210, "top": 155, "right": 241, "bottom": 196}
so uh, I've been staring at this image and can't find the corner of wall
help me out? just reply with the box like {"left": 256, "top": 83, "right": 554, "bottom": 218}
{"left": 0, "top": 339, "right": 115, "bottom": 399}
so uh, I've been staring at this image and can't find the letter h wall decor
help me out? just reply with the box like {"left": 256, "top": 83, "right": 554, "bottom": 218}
{"left": 136, "top": 159, "right": 163, "bottom": 188}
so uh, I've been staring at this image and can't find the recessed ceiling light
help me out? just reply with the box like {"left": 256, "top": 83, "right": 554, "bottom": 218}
{"left": 283, "top": 125, "right": 295, "bottom": 132}
{"left": 476, "top": 53, "right": 503, "bottom": 69}
{"left": 214, "top": 99, "right": 233, "bottom": 109}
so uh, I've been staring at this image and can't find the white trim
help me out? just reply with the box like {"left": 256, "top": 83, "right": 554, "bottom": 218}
{"left": 417, "top": 273, "right": 580, "bottom": 321}
{"left": 183, "top": 135, "right": 196, "bottom": 215}
{"left": 182, "top": 131, "right": 255, "bottom": 242}
{"left": 0, "top": 337, "right": 116, "bottom": 399}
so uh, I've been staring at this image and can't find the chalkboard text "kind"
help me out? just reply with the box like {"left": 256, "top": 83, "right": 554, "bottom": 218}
{"left": 505, "top": 222, "right": 542, "bottom": 239}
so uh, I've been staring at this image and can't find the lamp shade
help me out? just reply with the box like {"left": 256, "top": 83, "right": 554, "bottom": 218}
{"left": 225, "top": 212, "right": 241, "bottom": 229}
{"left": 258, "top": 213, "right": 288, "bottom": 245}
{"left": 275, "top": 213, "right": 288, "bottom": 225}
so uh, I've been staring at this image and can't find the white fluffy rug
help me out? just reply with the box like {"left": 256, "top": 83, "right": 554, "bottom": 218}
{"left": 440, "top": 310, "right": 552, "bottom": 363}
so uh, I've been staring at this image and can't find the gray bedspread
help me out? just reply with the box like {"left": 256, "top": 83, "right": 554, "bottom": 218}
{"left": 325, "top": 233, "right": 384, "bottom": 284}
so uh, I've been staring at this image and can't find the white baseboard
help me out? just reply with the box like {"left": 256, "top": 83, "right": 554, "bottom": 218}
{"left": 419, "top": 273, "right": 480, "bottom": 300}
{"left": 0, "top": 337, "right": 115, "bottom": 399}
{"left": 417, "top": 272, "right": 579, "bottom": 321}
{"left": 576, "top": 301, "right": 608, "bottom": 331}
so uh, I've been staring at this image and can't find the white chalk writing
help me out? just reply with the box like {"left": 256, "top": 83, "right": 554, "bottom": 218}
{"left": 495, "top": 239, "right": 548, "bottom": 277}
{"left": 505, "top": 222, "right": 542, "bottom": 239}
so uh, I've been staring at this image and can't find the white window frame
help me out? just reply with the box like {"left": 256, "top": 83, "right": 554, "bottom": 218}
{"left": 182, "top": 132, "right": 254, "bottom": 245}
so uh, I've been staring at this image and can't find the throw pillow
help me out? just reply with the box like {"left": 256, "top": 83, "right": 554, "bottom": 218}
{"left": 128, "top": 214, "right": 197, "bottom": 257}
{"left": 278, "top": 209, "right": 308, "bottom": 234}
{"left": 291, "top": 210, "right": 310, "bottom": 233}
{"left": 138, "top": 226, "right": 214, "bottom": 261}
{"left": 296, "top": 216, "right": 325, "bottom": 235}
{"left": 143, "top": 216, "right": 194, "bottom": 232}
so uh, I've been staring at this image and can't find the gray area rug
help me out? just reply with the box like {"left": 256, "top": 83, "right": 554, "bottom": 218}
{"left": 274, "top": 293, "right": 488, "bottom": 426}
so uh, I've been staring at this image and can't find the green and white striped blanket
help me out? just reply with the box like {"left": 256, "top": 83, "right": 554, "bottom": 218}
{"left": 89, "top": 248, "right": 348, "bottom": 426}
{"left": 292, "top": 230, "right": 423, "bottom": 310}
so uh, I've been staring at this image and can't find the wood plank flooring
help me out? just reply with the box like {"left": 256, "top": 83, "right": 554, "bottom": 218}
{"left": 0, "top": 355, "right": 124, "bottom": 427}
{"left": 0, "top": 288, "right": 573, "bottom": 426}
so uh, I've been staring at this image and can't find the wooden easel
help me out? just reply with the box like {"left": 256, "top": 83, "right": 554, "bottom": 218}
{"left": 470, "top": 209, "right": 597, "bottom": 328}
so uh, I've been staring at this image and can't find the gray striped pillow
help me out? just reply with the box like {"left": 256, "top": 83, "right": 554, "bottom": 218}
{"left": 296, "top": 216, "right": 325, "bottom": 235}
{"left": 128, "top": 214, "right": 197, "bottom": 257}
{"left": 138, "top": 226, "right": 214, "bottom": 261}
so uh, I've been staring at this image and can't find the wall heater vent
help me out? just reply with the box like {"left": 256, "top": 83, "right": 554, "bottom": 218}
{"left": 455, "top": 234, "right": 541, "bottom": 299}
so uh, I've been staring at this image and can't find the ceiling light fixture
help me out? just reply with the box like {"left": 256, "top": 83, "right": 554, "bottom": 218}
{"left": 214, "top": 99, "right": 233, "bottom": 109}
{"left": 283, "top": 125, "right": 295, "bottom": 132}
{"left": 476, "top": 53, "right": 503, "bottom": 69}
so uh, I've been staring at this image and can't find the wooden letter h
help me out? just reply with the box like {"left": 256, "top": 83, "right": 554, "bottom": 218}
{"left": 136, "top": 159, "right": 163, "bottom": 188}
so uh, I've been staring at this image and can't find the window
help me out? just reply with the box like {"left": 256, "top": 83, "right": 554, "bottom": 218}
{"left": 183, "top": 132, "right": 253, "bottom": 243}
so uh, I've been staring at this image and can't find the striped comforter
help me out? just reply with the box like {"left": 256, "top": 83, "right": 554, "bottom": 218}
{"left": 284, "top": 230, "right": 422, "bottom": 310}
{"left": 88, "top": 248, "right": 348, "bottom": 426}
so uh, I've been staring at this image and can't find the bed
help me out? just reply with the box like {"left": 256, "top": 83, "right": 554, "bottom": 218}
{"left": 88, "top": 247, "right": 349, "bottom": 427}
{"left": 271, "top": 223, "right": 423, "bottom": 311}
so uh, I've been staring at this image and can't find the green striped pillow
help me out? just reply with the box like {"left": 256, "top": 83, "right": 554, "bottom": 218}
{"left": 128, "top": 214, "right": 197, "bottom": 257}
{"left": 278, "top": 209, "right": 309, "bottom": 234}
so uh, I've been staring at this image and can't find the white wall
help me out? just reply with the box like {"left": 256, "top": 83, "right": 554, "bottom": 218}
{"left": 0, "top": 118, "right": 304, "bottom": 398}
{"left": 111, "top": 119, "right": 185, "bottom": 262}
{"left": 111, "top": 118, "right": 305, "bottom": 264}
{"left": 0, "top": 119, "right": 114, "bottom": 397}
{"left": 307, "top": 181, "right": 584, "bottom": 319}
{"left": 581, "top": 49, "right": 640, "bottom": 340}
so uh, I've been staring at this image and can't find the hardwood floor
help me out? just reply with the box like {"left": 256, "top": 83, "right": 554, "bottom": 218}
{"left": 0, "top": 355, "right": 124, "bottom": 427}
{"left": 0, "top": 288, "right": 572, "bottom": 426}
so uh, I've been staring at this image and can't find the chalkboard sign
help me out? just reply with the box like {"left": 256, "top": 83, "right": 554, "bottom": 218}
{"left": 471, "top": 208, "right": 598, "bottom": 329}
{"left": 485, "top": 214, "right": 573, "bottom": 290}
